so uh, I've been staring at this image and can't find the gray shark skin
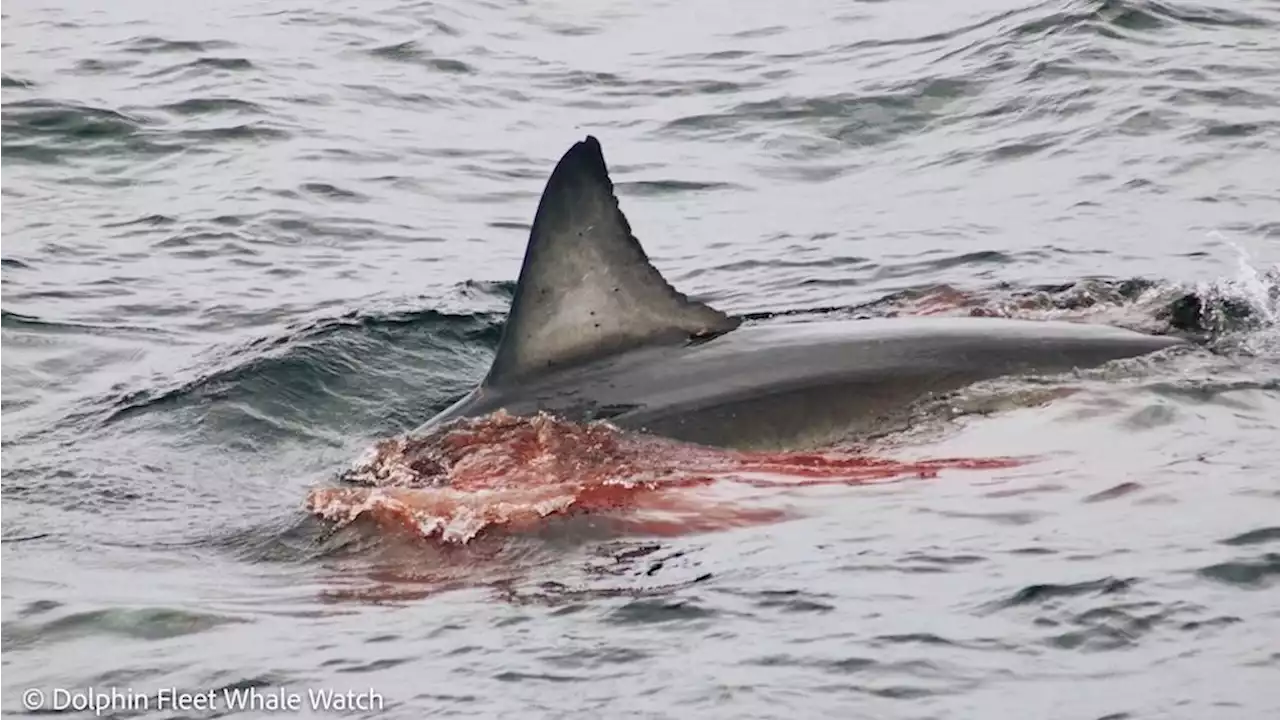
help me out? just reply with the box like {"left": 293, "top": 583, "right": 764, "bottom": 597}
{"left": 416, "top": 136, "right": 1184, "bottom": 450}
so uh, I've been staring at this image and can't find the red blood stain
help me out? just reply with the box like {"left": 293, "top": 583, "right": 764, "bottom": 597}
{"left": 306, "top": 411, "right": 1026, "bottom": 545}
{"left": 904, "top": 286, "right": 978, "bottom": 316}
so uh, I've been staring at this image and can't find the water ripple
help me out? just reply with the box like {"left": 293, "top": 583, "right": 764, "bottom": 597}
{"left": 4, "top": 0, "right": 1279, "bottom": 716}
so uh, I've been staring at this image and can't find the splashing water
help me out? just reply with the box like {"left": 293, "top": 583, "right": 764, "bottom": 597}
{"left": 1184, "top": 239, "right": 1280, "bottom": 354}
{"left": 857, "top": 240, "right": 1280, "bottom": 355}
{"left": 306, "top": 411, "right": 1026, "bottom": 544}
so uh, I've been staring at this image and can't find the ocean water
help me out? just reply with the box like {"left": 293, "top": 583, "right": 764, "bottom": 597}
{"left": 3, "top": 0, "right": 1279, "bottom": 718}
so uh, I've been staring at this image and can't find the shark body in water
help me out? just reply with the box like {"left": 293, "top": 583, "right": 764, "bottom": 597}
{"left": 416, "top": 136, "right": 1183, "bottom": 450}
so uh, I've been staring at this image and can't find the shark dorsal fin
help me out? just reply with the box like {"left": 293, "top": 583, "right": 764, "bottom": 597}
{"left": 483, "top": 136, "right": 740, "bottom": 386}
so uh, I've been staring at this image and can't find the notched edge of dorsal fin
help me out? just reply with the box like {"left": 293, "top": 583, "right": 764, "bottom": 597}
{"left": 482, "top": 135, "right": 740, "bottom": 387}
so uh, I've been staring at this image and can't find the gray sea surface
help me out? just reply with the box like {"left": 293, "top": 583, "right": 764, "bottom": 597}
{"left": 3, "top": 0, "right": 1280, "bottom": 718}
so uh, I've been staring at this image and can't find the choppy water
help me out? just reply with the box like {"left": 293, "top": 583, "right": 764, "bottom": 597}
{"left": 4, "top": 0, "right": 1280, "bottom": 717}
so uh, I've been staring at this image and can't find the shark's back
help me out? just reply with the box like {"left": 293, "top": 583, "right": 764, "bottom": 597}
{"left": 433, "top": 315, "right": 1181, "bottom": 449}
{"left": 415, "top": 135, "right": 1184, "bottom": 449}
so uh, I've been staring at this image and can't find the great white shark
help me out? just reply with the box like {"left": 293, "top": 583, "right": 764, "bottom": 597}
{"left": 415, "top": 136, "right": 1183, "bottom": 450}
